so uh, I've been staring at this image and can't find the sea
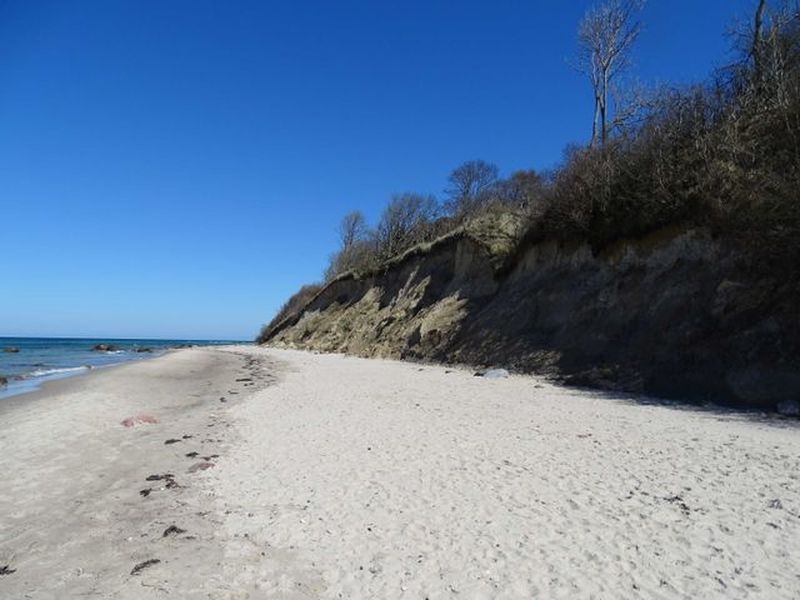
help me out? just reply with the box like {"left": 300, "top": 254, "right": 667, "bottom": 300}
{"left": 0, "top": 336, "right": 239, "bottom": 400}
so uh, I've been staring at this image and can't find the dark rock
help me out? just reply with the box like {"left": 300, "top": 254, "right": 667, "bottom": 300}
{"left": 0, "top": 376, "right": 7, "bottom": 387}
{"left": 0, "top": 564, "right": 16, "bottom": 575}
{"left": 91, "top": 344, "right": 118, "bottom": 352}
{"left": 133, "top": 347, "right": 153, "bottom": 353}
{"left": 2, "top": 347, "right": 19, "bottom": 353}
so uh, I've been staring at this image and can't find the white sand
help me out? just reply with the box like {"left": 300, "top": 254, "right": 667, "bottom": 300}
{"left": 1, "top": 346, "right": 799, "bottom": 599}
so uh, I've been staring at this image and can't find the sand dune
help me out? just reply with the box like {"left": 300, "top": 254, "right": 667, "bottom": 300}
{"left": 1, "top": 346, "right": 798, "bottom": 598}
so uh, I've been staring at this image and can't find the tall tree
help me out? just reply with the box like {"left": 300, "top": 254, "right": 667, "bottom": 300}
{"left": 577, "top": 0, "right": 644, "bottom": 146}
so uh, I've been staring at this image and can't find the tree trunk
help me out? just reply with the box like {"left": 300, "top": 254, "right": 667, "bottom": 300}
{"left": 752, "top": 0, "right": 768, "bottom": 80}
{"left": 591, "top": 95, "right": 601, "bottom": 147}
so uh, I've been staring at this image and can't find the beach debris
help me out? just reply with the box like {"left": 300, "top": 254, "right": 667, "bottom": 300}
{"left": 769, "top": 498, "right": 784, "bottom": 510}
{"left": 164, "top": 438, "right": 181, "bottom": 445}
{"left": 185, "top": 451, "right": 199, "bottom": 458}
{"left": 219, "top": 396, "right": 227, "bottom": 403}
{"left": 146, "top": 473, "right": 175, "bottom": 481}
{"left": 140, "top": 488, "right": 152, "bottom": 497}
{"left": 235, "top": 377, "right": 253, "bottom": 382}
{"left": 0, "top": 564, "right": 16, "bottom": 575}
{"left": 162, "top": 525, "right": 186, "bottom": 537}
{"left": 182, "top": 434, "right": 193, "bottom": 439}
{"left": 777, "top": 400, "right": 800, "bottom": 417}
{"left": 187, "top": 461, "right": 215, "bottom": 473}
{"left": 474, "top": 368, "right": 510, "bottom": 379}
{"left": 121, "top": 414, "right": 159, "bottom": 428}
{"left": 130, "top": 559, "right": 160, "bottom": 576}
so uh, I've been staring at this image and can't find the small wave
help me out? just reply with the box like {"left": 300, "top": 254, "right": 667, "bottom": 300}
{"left": 27, "top": 366, "right": 89, "bottom": 378}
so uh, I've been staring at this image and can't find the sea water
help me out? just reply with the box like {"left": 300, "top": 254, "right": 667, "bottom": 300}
{"left": 0, "top": 337, "right": 237, "bottom": 399}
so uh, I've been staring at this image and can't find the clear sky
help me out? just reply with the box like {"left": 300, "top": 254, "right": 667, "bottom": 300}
{"left": 1, "top": 0, "right": 757, "bottom": 340}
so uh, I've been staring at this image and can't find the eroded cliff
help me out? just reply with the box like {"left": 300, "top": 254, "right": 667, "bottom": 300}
{"left": 262, "top": 225, "right": 800, "bottom": 410}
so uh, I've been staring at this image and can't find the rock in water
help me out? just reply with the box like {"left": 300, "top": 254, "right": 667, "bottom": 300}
{"left": 2, "top": 347, "right": 19, "bottom": 353}
{"left": 777, "top": 400, "right": 800, "bottom": 417}
{"left": 91, "top": 343, "right": 118, "bottom": 352}
{"left": 477, "top": 368, "right": 510, "bottom": 379}
{"left": 0, "top": 376, "right": 7, "bottom": 387}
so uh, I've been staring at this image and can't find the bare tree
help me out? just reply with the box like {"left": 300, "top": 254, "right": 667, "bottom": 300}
{"left": 338, "top": 211, "right": 368, "bottom": 252}
{"left": 494, "top": 170, "right": 545, "bottom": 212}
{"left": 444, "top": 160, "right": 499, "bottom": 217}
{"left": 376, "top": 193, "right": 439, "bottom": 258}
{"left": 576, "top": 0, "right": 644, "bottom": 146}
{"left": 325, "top": 210, "right": 374, "bottom": 279}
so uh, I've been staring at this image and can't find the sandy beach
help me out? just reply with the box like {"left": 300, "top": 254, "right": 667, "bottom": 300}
{"left": 1, "top": 346, "right": 799, "bottom": 599}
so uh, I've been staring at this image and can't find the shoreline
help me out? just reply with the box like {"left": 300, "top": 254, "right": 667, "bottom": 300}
{"left": 2, "top": 346, "right": 799, "bottom": 598}
{"left": 0, "top": 346, "right": 278, "bottom": 599}
{"left": 0, "top": 337, "right": 241, "bottom": 403}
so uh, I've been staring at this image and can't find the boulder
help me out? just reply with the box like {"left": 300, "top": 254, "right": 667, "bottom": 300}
{"left": 91, "top": 344, "right": 118, "bottom": 352}
{"left": 133, "top": 347, "right": 153, "bottom": 353}
{"left": 0, "top": 376, "right": 7, "bottom": 387}
{"left": 777, "top": 400, "right": 800, "bottom": 417}
{"left": 2, "top": 347, "right": 19, "bottom": 353}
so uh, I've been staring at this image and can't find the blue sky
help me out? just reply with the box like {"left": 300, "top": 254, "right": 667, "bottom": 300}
{"left": 1, "top": 0, "right": 756, "bottom": 340}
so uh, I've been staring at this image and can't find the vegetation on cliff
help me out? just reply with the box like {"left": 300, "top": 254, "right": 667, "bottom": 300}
{"left": 259, "top": 1, "right": 800, "bottom": 349}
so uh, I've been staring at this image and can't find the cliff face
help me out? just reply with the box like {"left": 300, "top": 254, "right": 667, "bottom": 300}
{"left": 263, "top": 226, "right": 800, "bottom": 410}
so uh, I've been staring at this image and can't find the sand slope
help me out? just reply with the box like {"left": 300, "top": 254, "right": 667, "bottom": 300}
{"left": 1, "top": 346, "right": 799, "bottom": 599}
